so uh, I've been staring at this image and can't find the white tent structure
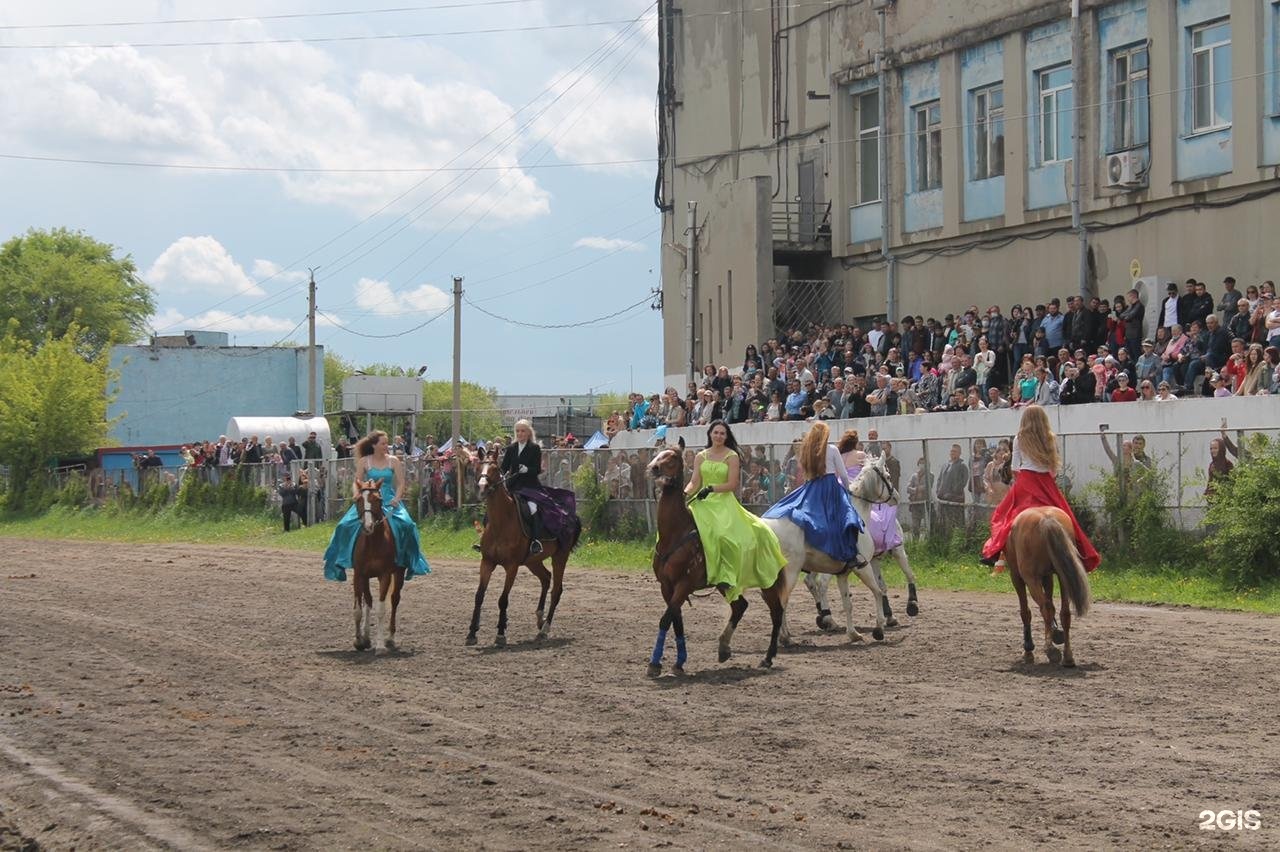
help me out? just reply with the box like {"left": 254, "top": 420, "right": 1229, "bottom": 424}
{"left": 225, "top": 416, "right": 332, "bottom": 458}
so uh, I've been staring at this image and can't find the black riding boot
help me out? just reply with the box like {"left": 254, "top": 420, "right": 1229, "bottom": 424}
{"left": 528, "top": 512, "right": 545, "bottom": 555}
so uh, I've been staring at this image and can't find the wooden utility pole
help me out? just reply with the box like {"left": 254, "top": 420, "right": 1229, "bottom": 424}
{"left": 452, "top": 276, "right": 464, "bottom": 506}
{"left": 307, "top": 267, "right": 319, "bottom": 416}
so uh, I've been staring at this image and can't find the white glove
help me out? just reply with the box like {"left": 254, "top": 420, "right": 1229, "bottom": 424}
{"left": 519, "top": 465, "right": 528, "bottom": 474}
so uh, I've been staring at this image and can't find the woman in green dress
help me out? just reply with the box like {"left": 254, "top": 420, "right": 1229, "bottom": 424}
{"left": 685, "top": 420, "right": 786, "bottom": 602}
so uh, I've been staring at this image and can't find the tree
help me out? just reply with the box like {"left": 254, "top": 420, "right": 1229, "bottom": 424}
{"left": 592, "top": 391, "right": 631, "bottom": 418}
{"left": 0, "top": 228, "right": 155, "bottom": 360}
{"left": 0, "top": 324, "right": 115, "bottom": 509}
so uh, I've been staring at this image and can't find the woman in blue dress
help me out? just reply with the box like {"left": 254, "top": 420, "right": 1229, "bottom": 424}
{"left": 762, "top": 422, "right": 863, "bottom": 563}
{"left": 323, "top": 430, "right": 431, "bottom": 582}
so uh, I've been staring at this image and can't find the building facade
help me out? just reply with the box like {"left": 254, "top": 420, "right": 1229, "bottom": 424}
{"left": 656, "top": 0, "right": 1280, "bottom": 386}
{"left": 107, "top": 331, "right": 324, "bottom": 447}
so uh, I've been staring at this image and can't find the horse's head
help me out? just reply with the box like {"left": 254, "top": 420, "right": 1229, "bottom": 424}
{"left": 355, "top": 479, "right": 384, "bottom": 533}
{"left": 647, "top": 437, "right": 686, "bottom": 489}
{"left": 476, "top": 460, "right": 504, "bottom": 499}
{"left": 851, "top": 453, "right": 897, "bottom": 504}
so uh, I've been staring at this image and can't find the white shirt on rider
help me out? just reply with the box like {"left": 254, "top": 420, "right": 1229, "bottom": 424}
{"left": 827, "top": 444, "right": 852, "bottom": 490}
{"left": 1012, "top": 438, "right": 1052, "bottom": 473}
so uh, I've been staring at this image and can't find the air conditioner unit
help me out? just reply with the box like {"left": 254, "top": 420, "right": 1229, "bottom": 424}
{"left": 1106, "top": 151, "right": 1146, "bottom": 189}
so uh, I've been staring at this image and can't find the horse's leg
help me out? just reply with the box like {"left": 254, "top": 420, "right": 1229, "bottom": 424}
{"left": 672, "top": 610, "right": 689, "bottom": 675}
{"left": 1011, "top": 570, "right": 1035, "bottom": 664}
{"left": 528, "top": 562, "right": 552, "bottom": 631}
{"left": 1039, "top": 574, "right": 1062, "bottom": 664}
{"left": 890, "top": 535, "right": 920, "bottom": 616}
{"left": 1060, "top": 591, "right": 1075, "bottom": 668}
{"left": 849, "top": 563, "right": 887, "bottom": 641}
{"left": 804, "top": 572, "right": 835, "bottom": 631}
{"left": 718, "top": 596, "right": 749, "bottom": 663}
{"left": 466, "top": 560, "right": 496, "bottom": 646}
{"left": 358, "top": 574, "right": 374, "bottom": 651}
{"left": 387, "top": 568, "right": 404, "bottom": 650}
{"left": 494, "top": 564, "right": 519, "bottom": 647}
{"left": 1045, "top": 573, "right": 1065, "bottom": 646}
{"left": 374, "top": 572, "right": 391, "bottom": 653}
{"left": 871, "top": 559, "right": 898, "bottom": 627}
{"left": 759, "top": 577, "right": 785, "bottom": 669}
{"left": 539, "top": 556, "right": 566, "bottom": 641}
{"left": 778, "top": 556, "right": 805, "bottom": 646}
{"left": 835, "top": 573, "right": 865, "bottom": 643}
{"left": 648, "top": 580, "right": 675, "bottom": 677}
{"left": 352, "top": 572, "right": 365, "bottom": 651}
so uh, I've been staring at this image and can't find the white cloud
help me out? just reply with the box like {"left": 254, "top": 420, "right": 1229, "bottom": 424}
{"left": 251, "top": 259, "right": 309, "bottom": 285}
{"left": 149, "top": 306, "right": 339, "bottom": 337}
{"left": 354, "top": 277, "right": 450, "bottom": 317}
{"left": 574, "top": 237, "right": 644, "bottom": 252}
{"left": 530, "top": 66, "right": 656, "bottom": 173}
{"left": 145, "top": 236, "right": 264, "bottom": 296}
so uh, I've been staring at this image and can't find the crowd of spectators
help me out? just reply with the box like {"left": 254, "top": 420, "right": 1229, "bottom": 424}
{"left": 602, "top": 277, "right": 1280, "bottom": 432}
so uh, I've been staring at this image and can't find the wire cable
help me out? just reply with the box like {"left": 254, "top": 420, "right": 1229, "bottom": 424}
{"left": 316, "top": 305, "right": 452, "bottom": 339}
{"left": 463, "top": 293, "right": 655, "bottom": 329}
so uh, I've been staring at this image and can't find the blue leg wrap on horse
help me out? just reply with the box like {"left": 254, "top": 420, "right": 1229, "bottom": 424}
{"left": 675, "top": 636, "right": 688, "bottom": 667}
{"left": 650, "top": 628, "right": 668, "bottom": 666}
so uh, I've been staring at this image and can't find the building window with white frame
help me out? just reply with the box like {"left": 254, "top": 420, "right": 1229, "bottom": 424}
{"left": 972, "top": 85, "right": 1005, "bottom": 179}
{"left": 855, "top": 90, "right": 880, "bottom": 204}
{"left": 1111, "top": 44, "right": 1150, "bottom": 150}
{"left": 912, "top": 100, "right": 942, "bottom": 191}
{"left": 1191, "top": 20, "right": 1231, "bottom": 131}
{"left": 1038, "top": 65, "right": 1073, "bottom": 164}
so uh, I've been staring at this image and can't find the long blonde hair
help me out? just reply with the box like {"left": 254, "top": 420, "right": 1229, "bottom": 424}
{"left": 1016, "top": 405, "right": 1060, "bottom": 473}
{"left": 799, "top": 422, "right": 829, "bottom": 481}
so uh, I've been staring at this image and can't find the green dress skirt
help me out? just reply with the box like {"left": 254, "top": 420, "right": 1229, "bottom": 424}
{"left": 688, "top": 456, "right": 785, "bottom": 602}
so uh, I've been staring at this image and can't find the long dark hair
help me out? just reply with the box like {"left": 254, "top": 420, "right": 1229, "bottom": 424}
{"left": 704, "top": 419, "right": 744, "bottom": 461}
{"left": 355, "top": 430, "right": 387, "bottom": 458}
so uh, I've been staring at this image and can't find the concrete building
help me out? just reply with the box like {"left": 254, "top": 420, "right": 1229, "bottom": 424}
{"left": 656, "top": 0, "right": 1280, "bottom": 386}
{"left": 107, "top": 331, "right": 324, "bottom": 447}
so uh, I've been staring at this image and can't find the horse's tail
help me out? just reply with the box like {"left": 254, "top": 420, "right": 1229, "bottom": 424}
{"left": 1040, "top": 514, "right": 1091, "bottom": 618}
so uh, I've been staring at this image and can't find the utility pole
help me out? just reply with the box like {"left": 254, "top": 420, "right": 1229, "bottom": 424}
{"left": 307, "top": 267, "right": 319, "bottom": 416}
{"left": 452, "top": 276, "right": 464, "bottom": 507}
{"left": 878, "top": 5, "right": 896, "bottom": 323}
{"left": 684, "top": 201, "right": 697, "bottom": 382}
{"left": 1070, "top": 0, "right": 1090, "bottom": 301}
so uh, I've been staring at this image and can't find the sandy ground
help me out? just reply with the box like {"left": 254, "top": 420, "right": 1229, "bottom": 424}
{"left": 0, "top": 538, "right": 1277, "bottom": 851}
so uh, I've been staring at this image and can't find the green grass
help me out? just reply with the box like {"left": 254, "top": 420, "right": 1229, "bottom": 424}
{"left": 2, "top": 508, "right": 1277, "bottom": 614}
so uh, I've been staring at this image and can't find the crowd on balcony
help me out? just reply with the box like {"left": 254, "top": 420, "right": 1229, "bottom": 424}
{"left": 603, "top": 277, "right": 1280, "bottom": 433}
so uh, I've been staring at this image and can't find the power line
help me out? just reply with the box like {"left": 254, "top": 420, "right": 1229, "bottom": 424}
{"left": 470, "top": 227, "right": 661, "bottom": 303}
{"left": 0, "top": 1, "right": 542, "bottom": 30}
{"left": 316, "top": 305, "right": 452, "bottom": 339}
{"left": 463, "top": 293, "right": 654, "bottom": 329}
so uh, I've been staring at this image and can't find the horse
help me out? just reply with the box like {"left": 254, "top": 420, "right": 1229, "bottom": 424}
{"left": 762, "top": 503, "right": 887, "bottom": 646}
{"left": 351, "top": 479, "right": 405, "bottom": 653}
{"left": 645, "top": 439, "right": 786, "bottom": 676}
{"left": 466, "top": 460, "right": 571, "bottom": 647}
{"left": 806, "top": 453, "right": 920, "bottom": 629}
{"left": 1004, "top": 507, "right": 1091, "bottom": 667}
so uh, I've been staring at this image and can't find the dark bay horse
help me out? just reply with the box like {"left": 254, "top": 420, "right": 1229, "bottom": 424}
{"left": 645, "top": 439, "right": 785, "bottom": 676}
{"left": 351, "top": 479, "right": 405, "bottom": 653}
{"left": 1004, "top": 507, "right": 1092, "bottom": 667}
{"left": 467, "top": 461, "right": 572, "bottom": 647}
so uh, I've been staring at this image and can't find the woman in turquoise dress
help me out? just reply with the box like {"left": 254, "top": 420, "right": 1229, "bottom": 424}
{"left": 685, "top": 420, "right": 785, "bottom": 601}
{"left": 324, "top": 430, "right": 431, "bottom": 582}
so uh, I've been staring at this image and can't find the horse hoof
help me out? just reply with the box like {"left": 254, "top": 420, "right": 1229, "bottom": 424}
{"left": 717, "top": 647, "right": 731, "bottom": 664}
{"left": 847, "top": 632, "right": 865, "bottom": 644}
{"left": 1062, "top": 657, "right": 1076, "bottom": 669}
{"left": 535, "top": 630, "right": 548, "bottom": 643}
{"left": 1051, "top": 628, "right": 1066, "bottom": 645}
{"left": 1022, "top": 652, "right": 1035, "bottom": 665}
{"left": 872, "top": 627, "right": 885, "bottom": 641}
{"left": 1046, "top": 645, "right": 1062, "bottom": 664}
{"left": 646, "top": 663, "right": 662, "bottom": 678}
{"left": 886, "top": 617, "right": 899, "bottom": 628}
{"left": 494, "top": 635, "right": 507, "bottom": 648}
{"left": 758, "top": 657, "right": 773, "bottom": 669}
{"left": 465, "top": 634, "right": 477, "bottom": 647}
{"left": 375, "top": 645, "right": 388, "bottom": 656}
{"left": 906, "top": 601, "right": 919, "bottom": 617}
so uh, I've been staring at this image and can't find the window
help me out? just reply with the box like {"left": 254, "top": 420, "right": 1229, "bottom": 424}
{"left": 1191, "top": 20, "right": 1231, "bottom": 131}
{"left": 973, "top": 85, "right": 1005, "bottom": 179}
{"left": 1038, "top": 65, "right": 1073, "bottom": 164}
{"left": 855, "top": 90, "right": 880, "bottom": 203}
{"left": 912, "top": 100, "right": 942, "bottom": 191}
{"left": 1111, "top": 44, "right": 1150, "bottom": 150}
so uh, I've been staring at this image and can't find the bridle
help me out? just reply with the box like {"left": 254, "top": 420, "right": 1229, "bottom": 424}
{"left": 477, "top": 464, "right": 515, "bottom": 499}
{"left": 853, "top": 459, "right": 897, "bottom": 505}
{"left": 647, "top": 450, "right": 682, "bottom": 491}
{"left": 357, "top": 483, "right": 385, "bottom": 533}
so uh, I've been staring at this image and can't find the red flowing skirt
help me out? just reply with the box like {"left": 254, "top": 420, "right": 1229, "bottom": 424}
{"left": 981, "top": 470, "right": 1100, "bottom": 572}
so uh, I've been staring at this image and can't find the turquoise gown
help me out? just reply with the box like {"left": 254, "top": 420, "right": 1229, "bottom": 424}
{"left": 323, "top": 466, "right": 431, "bottom": 582}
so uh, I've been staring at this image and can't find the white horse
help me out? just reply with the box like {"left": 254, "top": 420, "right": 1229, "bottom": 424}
{"left": 808, "top": 453, "right": 920, "bottom": 628}
{"left": 763, "top": 497, "right": 888, "bottom": 646}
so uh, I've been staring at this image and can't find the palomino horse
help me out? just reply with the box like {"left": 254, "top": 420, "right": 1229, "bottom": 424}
{"left": 809, "top": 453, "right": 920, "bottom": 628}
{"left": 1004, "top": 507, "right": 1091, "bottom": 667}
{"left": 467, "top": 460, "right": 572, "bottom": 647}
{"left": 351, "top": 479, "right": 405, "bottom": 653}
{"left": 645, "top": 439, "right": 786, "bottom": 675}
{"left": 763, "top": 506, "right": 886, "bottom": 646}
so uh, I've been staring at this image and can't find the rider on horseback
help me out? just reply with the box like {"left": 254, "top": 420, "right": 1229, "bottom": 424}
{"left": 499, "top": 420, "right": 580, "bottom": 557}
{"left": 762, "top": 422, "right": 865, "bottom": 568}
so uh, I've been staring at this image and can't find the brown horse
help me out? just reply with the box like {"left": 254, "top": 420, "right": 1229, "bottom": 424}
{"left": 645, "top": 438, "right": 786, "bottom": 676}
{"left": 1004, "top": 507, "right": 1092, "bottom": 667}
{"left": 351, "top": 479, "right": 406, "bottom": 653}
{"left": 466, "top": 460, "right": 571, "bottom": 647}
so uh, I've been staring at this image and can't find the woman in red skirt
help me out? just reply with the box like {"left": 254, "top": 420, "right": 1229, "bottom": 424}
{"left": 980, "top": 405, "right": 1101, "bottom": 573}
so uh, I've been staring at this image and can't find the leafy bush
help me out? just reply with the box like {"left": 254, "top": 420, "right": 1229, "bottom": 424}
{"left": 572, "top": 459, "right": 609, "bottom": 538}
{"left": 173, "top": 470, "right": 266, "bottom": 516}
{"left": 56, "top": 472, "right": 92, "bottom": 509}
{"left": 1203, "top": 433, "right": 1280, "bottom": 588}
{"left": 1084, "top": 461, "right": 1189, "bottom": 566}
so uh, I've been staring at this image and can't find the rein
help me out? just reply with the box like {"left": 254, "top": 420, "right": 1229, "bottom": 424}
{"left": 654, "top": 526, "right": 700, "bottom": 569}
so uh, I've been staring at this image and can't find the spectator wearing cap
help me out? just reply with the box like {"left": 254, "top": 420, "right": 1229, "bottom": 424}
{"left": 1134, "top": 339, "right": 1161, "bottom": 386}
{"left": 1209, "top": 372, "right": 1232, "bottom": 397}
{"left": 1110, "top": 372, "right": 1138, "bottom": 401}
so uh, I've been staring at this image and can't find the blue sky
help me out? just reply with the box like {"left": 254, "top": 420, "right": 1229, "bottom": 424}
{"left": 0, "top": 0, "right": 663, "bottom": 396}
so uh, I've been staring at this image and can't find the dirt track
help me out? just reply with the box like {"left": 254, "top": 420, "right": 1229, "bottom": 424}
{"left": 0, "top": 539, "right": 1277, "bottom": 850}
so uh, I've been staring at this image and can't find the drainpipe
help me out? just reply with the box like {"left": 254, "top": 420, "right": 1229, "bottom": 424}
{"left": 685, "top": 201, "right": 697, "bottom": 382}
{"left": 878, "top": 5, "right": 896, "bottom": 322}
{"left": 1071, "top": 0, "right": 1090, "bottom": 301}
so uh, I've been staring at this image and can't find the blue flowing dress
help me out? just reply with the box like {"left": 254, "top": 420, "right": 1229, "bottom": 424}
{"left": 763, "top": 446, "right": 863, "bottom": 563}
{"left": 323, "top": 466, "right": 431, "bottom": 582}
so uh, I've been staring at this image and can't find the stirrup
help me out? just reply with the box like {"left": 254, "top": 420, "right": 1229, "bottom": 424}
{"left": 529, "top": 539, "right": 544, "bottom": 555}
